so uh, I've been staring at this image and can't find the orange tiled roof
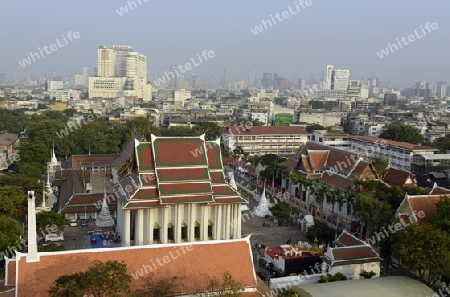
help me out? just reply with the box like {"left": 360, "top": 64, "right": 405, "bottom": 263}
{"left": 14, "top": 238, "right": 257, "bottom": 296}
{"left": 407, "top": 195, "right": 443, "bottom": 223}
{"left": 430, "top": 186, "right": 450, "bottom": 195}
{"left": 383, "top": 167, "right": 416, "bottom": 187}
{"left": 223, "top": 125, "right": 309, "bottom": 136}
{"left": 350, "top": 135, "right": 437, "bottom": 151}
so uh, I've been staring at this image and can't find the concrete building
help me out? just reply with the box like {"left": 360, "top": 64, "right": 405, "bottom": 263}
{"left": 89, "top": 45, "right": 151, "bottom": 101}
{"left": 331, "top": 69, "right": 349, "bottom": 91}
{"left": 411, "top": 153, "right": 450, "bottom": 174}
{"left": 308, "top": 130, "right": 351, "bottom": 150}
{"left": 298, "top": 110, "right": 344, "bottom": 127}
{"left": 174, "top": 89, "right": 191, "bottom": 106}
{"left": 222, "top": 126, "right": 309, "bottom": 157}
{"left": 350, "top": 135, "right": 438, "bottom": 171}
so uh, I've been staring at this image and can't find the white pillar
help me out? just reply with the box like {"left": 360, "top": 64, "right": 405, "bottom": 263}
{"left": 216, "top": 205, "right": 222, "bottom": 240}
{"left": 123, "top": 210, "right": 131, "bottom": 247}
{"left": 225, "top": 205, "right": 231, "bottom": 239}
{"left": 236, "top": 205, "right": 242, "bottom": 239}
{"left": 135, "top": 209, "right": 144, "bottom": 246}
{"left": 201, "top": 205, "right": 208, "bottom": 241}
{"left": 26, "top": 191, "right": 39, "bottom": 263}
{"left": 232, "top": 205, "right": 238, "bottom": 239}
{"left": 143, "top": 209, "right": 150, "bottom": 244}
{"left": 161, "top": 207, "right": 169, "bottom": 244}
{"left": 188, "top": 204, "right": 195, "bottom": 242}
{"left": 116, "top": 199, "right": 123, "bottom": 239}
{"left": 175, "top": 205, "right": 182, "bottom": 243}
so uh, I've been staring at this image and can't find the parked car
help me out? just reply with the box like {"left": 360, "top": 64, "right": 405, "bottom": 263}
{"left": 80, "top": 219, "right": 88, "bottom": 227}
{"left": 69, "top": 219, "right": 78, "bottom": 227}
{"left": 45, "top": 234, "right": 64, "bottom": 242}
{"left": 256, "top": 270, "right": 272, "bottom": 282}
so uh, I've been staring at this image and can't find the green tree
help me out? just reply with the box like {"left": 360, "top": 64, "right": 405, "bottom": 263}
{"left": 0, "top": 186, "right": 27, "bottom": 217}
{"left": 249, "top": 155, "right": 262, "bottom": 184}
{"left": 393, "top": 223, "right": 450, "bottom": 286}
{"left": 306, "top": 221, "right": 336, "bottom": 245}
{"left": 305, "top": 124, "right": 324, "bottom": 133}
{"left": 371, "top": 156, "right": 389, "bottom": 177}
{"left": 36, "top": 211, "right": 68, "bottom": 231}
{"left": 344, "top": 191, "right": 356, "bottom": 232}
{"left": 133, "top": 275, "right": 181, "bottom": 297}
{"left": 251, "top": 118, "right": 265, "bottom": 126}
{"left": 270, "top": 202, "right": 291, "bottom": 218}
{"left": 196, "top": 271, "right": 244, "bottom": 297}
{"left": 380, "top": 122, "right": 424, "bottom": 144}
{"left": 62, "top": 108, "right": 78, "bottom": 117}
{"left": 192, "top": 121, "right": 221, "bottom": 140}
{"left": 0, "top": 215, "right": 23, "bottom": 258}
{"left": 0, "top": 174, "right": 43, "bottom": 205}
{"left": 126, "top": 117, "right": 161, "bottom": 140}
{"left": 432, "top": 137, "right": 450, "bottom": 153}
{"left": 48, "top": 260, "right": 132, "bottom": 297}
{"left": 315, "top": 184, "right": 330, "bottom": 221}
{"left": 430, "top": 196, "right": 450, "bottom": 234}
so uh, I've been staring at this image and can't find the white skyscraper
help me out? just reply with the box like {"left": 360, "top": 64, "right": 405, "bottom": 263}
{"left": 89, "top": 45, "right": 151, "bottom": 101}
{"left": 332, "top": 69, "right": 350, "bottom": 91}
{"left": 326, "top": 65, "right": 334, "bottom": 89}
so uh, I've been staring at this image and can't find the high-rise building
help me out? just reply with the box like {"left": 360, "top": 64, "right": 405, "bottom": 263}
{"left": 273, "top": 73, "right": 279, "bottom": 90}
{"left": 248, "top": 68, "right": 256, "bottom": 87}
{"left": 308, "top": 73, "right": 315, "bottom": 85}
{"left": 89, "top": 45, "right": 151, "bottom": 101}
{"left": 437, "top": 81, "right": 447, "bottom": 98}
{"left": 331, "top": 69, "right": 350, "bottom": 91}
{"left": 83, "top": 68, "right": 90, "bottom": 87}
{"left": 325, "top": 65, "right": 334, "bottom": 89}
{"left": 262, "top": 73, "right": 273, "bottom": 90}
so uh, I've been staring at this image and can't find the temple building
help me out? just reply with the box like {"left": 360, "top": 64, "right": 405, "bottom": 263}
{"left": 112, "top": 133, "right": 246, "bottom": 246}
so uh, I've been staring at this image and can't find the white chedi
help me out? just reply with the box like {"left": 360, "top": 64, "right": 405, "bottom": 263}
{"left": 253, "top": 188, "right": 272, "bottom": 217}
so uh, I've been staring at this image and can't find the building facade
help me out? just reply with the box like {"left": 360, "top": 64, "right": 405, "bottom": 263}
{"left": 222, "top": 126, "right": 309, "bottom": 157}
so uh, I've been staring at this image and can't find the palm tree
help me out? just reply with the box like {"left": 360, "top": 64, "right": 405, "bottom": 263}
{"left": 335, "top": 190, "right": 346, "bottom": 229}
{"left": 326, "top": 188, "right": 339, "bottom": 224}
{"left": 278, "top": 164, "right": 290, "bottom": 192}
{"left": 249, "top": 155, "right": 262, "bottom": 184}
{"left": 302, "top": 178, "right": 314, "bottom": 205}
{"left": 315, "top": 184, "right": 330, "bottom": 221}
{"left": 289, "top": 172, "right": 301, "bottom": 198}
{"left": 266, "top": 160, "right": 280, "bottom": 189}
{"left": 344, "top": 191, "right": 356, "bottom": 232}
{"left": 353, "top": 192, "right": 374, "bottom": 238}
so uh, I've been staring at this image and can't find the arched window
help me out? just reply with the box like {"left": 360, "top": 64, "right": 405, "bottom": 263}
{"left": 181, "top": 221, "right": 187, "bottom": 241}
{"left": 194, "top": 221, "right": 200, "bottom": 240}
{"left": 168, "top": 222, "right": 174, "bottom": 241}
{"left": 208, "top": 219, "right": 213, "bottom": 239}
{"left": 153, "top": 223, "right": 160, "bottom": 243}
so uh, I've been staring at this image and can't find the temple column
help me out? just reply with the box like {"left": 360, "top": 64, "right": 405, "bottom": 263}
{"left": 161, "top": 207, "right": 169, "bottom": 244}
{"left": 236, "top": 205, "right": 242, "bottom": 239}
{"left": 188, "top": 204, "right": 194, "bottom": 242}
{"left": 116, "top": 199, "right": 123, "bottom": 239}
{"left": 175, "top": 205, "right": 182, "bottom": 243}
{"left": 225, "top": 205, "right": 231, "bottom": 239}
{"left": 216, "top": 205, "right": 222, "bottom": 240}
{"left": 201, "top": 205, "right": 208, "bottom": 241}
{"left": 123, "top": 210, "right": 131, "bottom": 247}
{"left": 232, "top": 205, "right": 237, "bottom": 239}
{"left": 135, "top": 209, "right": 144, "bottom": 246}
{"left": 143, "top": 209, "right": 149, "bottom": 244}
{"left": 149, "top": 208, "right": 157, "bottom": 244}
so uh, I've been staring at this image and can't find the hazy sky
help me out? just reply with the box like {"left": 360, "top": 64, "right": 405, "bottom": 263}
{"left": 3, "top": 0, "right": 449, "bottom": 87}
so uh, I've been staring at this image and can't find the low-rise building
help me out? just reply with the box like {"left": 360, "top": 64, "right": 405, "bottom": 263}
{"left": 411, "top": 153, "right": 450, "bottom": 174}
{"left": 222, "top": 126, "right": 309, "bottom": 157}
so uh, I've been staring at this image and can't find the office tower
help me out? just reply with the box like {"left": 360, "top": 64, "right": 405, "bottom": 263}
{"left": 437, "top": 81, "right": 447, "bottom": 98}
{"left": 83, "top": 68, "right": 90, "bottom": 87}
{"left": 169, "top": 65, "right": 177, "bottom": 89}
{"left": 89, "top": 45, "right": 150, "bottom": 100}
{"left": 248, "top": 68, "right": 256, "bottom": 87}
{"left": 325, "top": 65, "right": 334, "bottom": 89}
{"left": 223, "top": 65, "right": 229, "bottom": 82}
{"left": 262, "top": 73, "right": 273, "bottom": 90}
{"left": 308, "top": 73, "right": 315, "bottom": 85}
{"left": 371, "top": 77, "right": 378, "bottom": 88}
{"left": 190, "top": 74, "right": 198, "bottom": 89}
{"left": 278, "top": 77, "right": 290, "bottom": 90}
{"left": 331, "top": 69, "right": 350, "bottom": 91}
{"left": 273, "top": 73, "right": 279, "bottom": 90}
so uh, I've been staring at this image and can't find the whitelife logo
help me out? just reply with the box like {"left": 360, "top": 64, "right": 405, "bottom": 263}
{"left": 18, "top": 31, "right": 81, "bottom": 68}
{"left": 152, "top": 50, "right": 215, "bottom": 87}
{"left": 250, "top": 0, "right": 312, "bottom": 35}
{"left": 376, "top": 22, "right": 438, "bottom": 59}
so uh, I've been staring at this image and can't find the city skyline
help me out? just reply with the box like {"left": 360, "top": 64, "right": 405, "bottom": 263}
{"left": 2, "top": 0, "right": 450, "bottom": 87}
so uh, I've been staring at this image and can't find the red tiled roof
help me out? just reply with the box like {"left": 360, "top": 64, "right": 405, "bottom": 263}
{"left": 69, "top": 155, "right": 117, "bottom": 168}
{"left": 350, "top": 135, "right": 437, "bottom": 151}
{"left": 430, "top": 186, "right": 450, "bottom": 195}
{"left": 132, "top": 188, "right": 159, "bottom": 200}
{"left": 331, "top": 246, "right": 380, "bottom": 263}
{"left": 206, "top": 141, "right": 223, "bottom": 170}
{"left": 210, "top": 171, "right": 226, "bottom": 183}
{"left": 383, "top": 167, "right": 415, "bottom": 187}
{"left": 336, "top": 231, "right": 367, "bottom": 247}
{"left": 156, "top": 168, "right": 209, "bottom": 182}
{"left": 14, "top": 239, "right": 257, "bottom": 296}
{"left": 351, "top": 161, "right": 368, "bottom": 177}
{"left": 159, "top": 182, "right": 212, "bottom": 196}
{"left": 136, "top": 143, "right": 154, "bottom": 170}
{"left": 152, "top": 138, "right": 207, "bottom": 166}
{"left": 212, "top": 185, "right": 239, "bottom": 196}
{"left": 160, "top": 194, "right": 215, "bottom": 204}
{"left": 223, "top": 125, "right": 309, "bottom": 136}
{"left": 408, "top": 195, "right": 443, "bottom": 223}
{"left": 321, "top": 174, "right": 353, "bottom": 190}
{"left": 309, "top": 151, "right": 328, "bottom": 170}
